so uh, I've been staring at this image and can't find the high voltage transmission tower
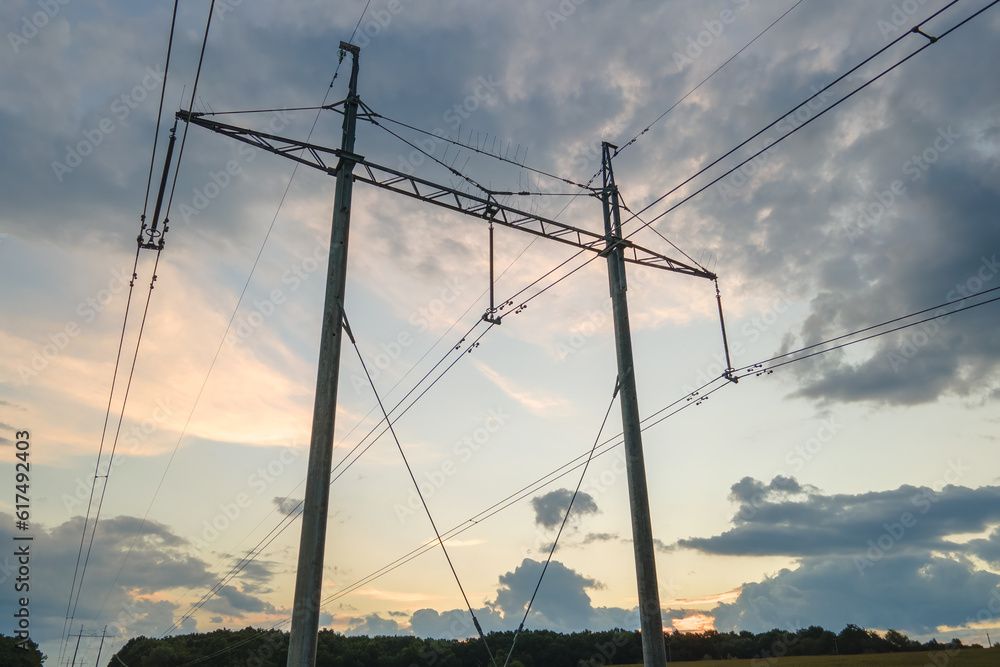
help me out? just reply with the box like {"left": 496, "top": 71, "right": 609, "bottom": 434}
{"left": 177, "top": 42, "right": 719, "bottom": 667}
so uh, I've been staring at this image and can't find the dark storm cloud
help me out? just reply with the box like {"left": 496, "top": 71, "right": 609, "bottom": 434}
{"left": 531, "top": 488, "right": 599, "bottom": 530}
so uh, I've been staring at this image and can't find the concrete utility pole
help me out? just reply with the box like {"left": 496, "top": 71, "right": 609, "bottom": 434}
{"left": 601, "top": 142, "right": 668, "bottom": 667}
{"left": 182, "top": 58, "right": 718, "bottom": 667}
{"left": 286, "top": 42, "right": 361, "bottom": 667}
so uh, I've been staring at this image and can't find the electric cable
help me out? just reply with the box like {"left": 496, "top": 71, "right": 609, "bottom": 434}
{"left": 367, "top": 110, "right": 493, "bottom": 196}
{"left": 735, "top": 287, "right": 1000, "bottom": 377}
{"left": 160, "top": 0, "right": 216, "bottom": 224}
{"left": 57, "top": 246, "right": 141, "bottom": 666}
{"left": 503, "top": 380, "right": 619, "bottom": 667}
{"left": 344, "top": 307, "right": 499, "bottom": 667}
{"left": 104, "top": 4, "right": 377, "bottom": 637}
{"left": 367, "top": 109, "right": 596, "bottom": 191}
{"left": 140, "top": 0, "right": 180, "bottom": 223}
{"left": 60, "top": 247, "right": 165, "bottom": 664}
{"left": 142, "top": 278, "right": 1000, "bottom": 661}
{"left": 612, "top": 0, "right": 805, "bottom": 162}
{"left": 619, "top": 0, "right": 979, "bottom": 236}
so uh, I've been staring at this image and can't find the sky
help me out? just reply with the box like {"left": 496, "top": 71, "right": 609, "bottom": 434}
{"left": 2, "top": 0, "right": 1000, "bottom": 664}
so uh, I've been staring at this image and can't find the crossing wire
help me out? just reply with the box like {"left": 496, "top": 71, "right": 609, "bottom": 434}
{"left": 60, "top": 247, "right": 165, "bottom": 666}
{"left": 612, "top": 0, "right": 806, "bottom": 162}
{"left": 109, "top": 1, "right": 997, "bottom": 656}
{"left": 503, "top": 380, "right": 619, "bottom": 667}
{"left": 57, "top": 245, "right": 141, "bottom": 667}
{"left": 344, "top": 308, "right": 499, "bottom": 667}
{"left": 366, "top": 109, "right": 596, "bottom": 191}
{"left": 138, "top": 282, "right": 1000, "bottom": 664}
{"left": 60, "top": 0, "right": 186, "bottom": 658}
{"left": 619, "top": 0, "right": 978, "bottom": 235}
{"left": 106, "top": 0, "right": 379, "bottom": 641}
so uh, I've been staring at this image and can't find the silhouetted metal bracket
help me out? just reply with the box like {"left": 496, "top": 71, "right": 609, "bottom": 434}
{"left": 176, "top": 111, "right": 716, "bottom": 279}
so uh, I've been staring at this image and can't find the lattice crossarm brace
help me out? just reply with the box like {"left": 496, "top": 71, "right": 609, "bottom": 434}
{"left": 175, "top": 112, "right": 715, "bottom": 279}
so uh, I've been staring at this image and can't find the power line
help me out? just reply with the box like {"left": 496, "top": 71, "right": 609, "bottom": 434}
{"left": 619, "top": 0, "right": 968, "bottom": 233}
{"left": 140, "top": 0, "right": 180, "bottom": 224}
{"left": 367, "top": 109, "right": 596, "bottom": 191}
{"left": 58, "top": 248, "right": 141, "bottom": 667}
{"left": 504, "top": 380, "right": 619, "bottom": 667}
{"left": 320, "top": 282, "right": 1000, "bottom": 607}
{"left": 103, "top": 3, "right": 378, "bottom": 638}
{"left": 612, "top": 0, "right": 806, "bottom": 162}
{"left": 161, "top": 0, "right": 217, "bottom": 224}
{"left": 367, "top": 107, "right": 493, "bottom": 196}
{"left": 138, "top": 283, "right": 1000, "bottom": 663}
{"left": 60, "top": 248, "right": 165, "bottom": 666}
{"left": 344, "top": 308, "right": 499, "bottom": 667}
{"left": 735, "top": 286, "right": 1000, "bottom": 377}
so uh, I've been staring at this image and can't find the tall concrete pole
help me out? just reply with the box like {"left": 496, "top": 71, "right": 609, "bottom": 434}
{"left": 286, "top": 42, "right": 361, "bottom": 667}
{"left": 601, "top": 142, "right": 667, "bottom": 667}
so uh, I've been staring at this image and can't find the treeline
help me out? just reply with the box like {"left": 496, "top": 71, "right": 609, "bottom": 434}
{"left": 110, "top": 624, "right": 989, "bottom": 666}
{"left": 0, "top": 635, "right": 44, "bottom": 666}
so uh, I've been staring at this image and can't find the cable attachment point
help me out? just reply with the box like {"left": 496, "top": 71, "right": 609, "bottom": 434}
{"left": 911, "top": 26, "right": 938, "bottom": 43}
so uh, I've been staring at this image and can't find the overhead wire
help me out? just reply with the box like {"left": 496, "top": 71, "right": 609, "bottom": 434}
{"left": 619, "top": 0, "right": 972, "bottom": 235}
{"left": 503, "top": 380, "right": 619, "bottom": 667}
{"left": 366, "top": 108, "right": 493, "bottom": 196}
{"left": 612, "top": 0, "right": 806, "bottom": 161}
{"left": 140, "top": 0, "right": 180, "bottom": 223}
{"left": 109, "top": 0, "right": 1000, "bottom": 656}
{"left": 344, "top": 308, "right": 499, "bottom": 667}
{"left": 160, "top": 0, "right": 217, "bottom": 224}
{"left": 319, "top": 280, "right": 1000, "bottom": 605}
{"left": 734, "top": 285, "right": 1000, "bottom": 377}
{"left": 58, "top": 245, "right": 141, "bottom": 667}
{"left": 140, "top": 283, "right": 1000, "bottom": 662}
{"left": 60, "top": 0, "right": 184, "bottom": 660}
{"left": 366, "top": 109, "right": 596, "bottom": 191}
{"left": 61, "top": 247, "right": 166, "bottom": 664}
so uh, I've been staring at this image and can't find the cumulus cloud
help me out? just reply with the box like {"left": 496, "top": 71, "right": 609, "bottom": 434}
{"left": 678, "top": 473, "right": 1000, "bottom": 558}
{"left": 531, "top": 488, "right": 599, "bottom": 530}
{"left": 345, "top": 613, "right": 406, "bottom": 637}
{"left": 0, "top": 512, "right": 278, "bottom": 652}
{"left": 273, "top": 496, "right": 303, "bottom": 516}
{"left": 673, "top": 476, "right": 1000, "bottom": 635}
{"left": 406, "top": 558, "right": 640, "bottom": 638}
{"left": 713, "top": 556, "right": 1000, "bottom": 636}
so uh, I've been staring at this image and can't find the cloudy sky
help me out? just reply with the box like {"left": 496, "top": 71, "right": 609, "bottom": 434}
{"left": 2, "top": 0, "right": 1000, "bottom": 663}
